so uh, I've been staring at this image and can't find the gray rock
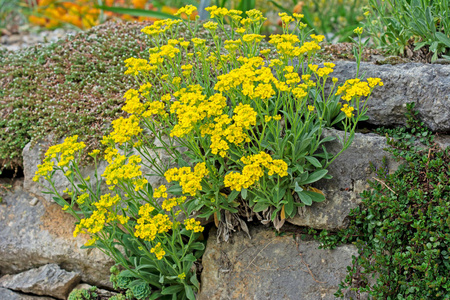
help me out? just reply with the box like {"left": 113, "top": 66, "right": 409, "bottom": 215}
{"left": 0, "top": 264, "right": 80, "bottom": 299}
{"left": 287, "top": 129, "right": 400, "bottom": 230}
{"left": 0, "top": 180, "right": 114, "bottom": 288}
{"left": 198, "top": 226, "right": 360, "bottom": 300}
{"left": 0, "top": 288, "right": 56, "bottom": 300}
{"left": 328, "top": 61, "right": 450, "bottom": 132}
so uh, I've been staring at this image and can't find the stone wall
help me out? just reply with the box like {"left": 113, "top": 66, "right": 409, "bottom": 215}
{"left": 2, "top": 42, "right": 450, "bottom": 299}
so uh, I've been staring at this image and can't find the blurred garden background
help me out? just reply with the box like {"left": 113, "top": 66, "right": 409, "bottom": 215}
{"left": 2, "top": 0, "right": 449, "bottom": 57}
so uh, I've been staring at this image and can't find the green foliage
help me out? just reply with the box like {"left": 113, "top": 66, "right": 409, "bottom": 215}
{"left": 316, "top": 104, "right": 450, "bottom": 298}
{"left": 364, "top": 0, "right": 450, "bottom": 61}
{"left": 269, "top": 0, "right": 368, "bottom": 42}
{"left": 68, "top": 287, "right": 98, "bottom": 300}
{"left": 129, "top": 281, "right": 152, "bottom": 300}
{"left": 0, "top": 0, "right": 27, "bottom": 29}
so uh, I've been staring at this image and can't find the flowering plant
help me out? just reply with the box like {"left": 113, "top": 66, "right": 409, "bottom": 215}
{"left": 34, "top": 5, "right": 382, "bottom": 298}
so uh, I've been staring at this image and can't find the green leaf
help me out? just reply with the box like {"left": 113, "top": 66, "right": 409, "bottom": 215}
{"left": 161, "top": 285, "right": 184, "bottom": 295}
{"left": 284, "top": 192, "right": 295, "bottom": 217}
{"left": 190, "top": 274, "right": 199, "bottom": 289}
{"left": 294, "top": 181, "right": 303, "bottom": 192}
{"left": 297, "top": 190, "right": 313, "bottom": 205}
{"left": 149, "top": 292, "right": 162, "bottom": 300}
{"left": 228, "top": 190, "right": 240, "bottom": 202}
{"left": 305, "top": 156, "right": 322, "bottom": 168}
{"left": 436, "top": 32, "right": 450, "bottom": 48}
{"left": 185, "top": 284, "right": 195, "bottom": 300}
{"left": 303, "top": 190, "right": 326, "bottom": 202}
{"left": 253, "top": 202, "right": 269, "bottom": 212}
{"left": 97, "top": 6, "right": 181, "bottom": 20}
{"left": 183, "top": 254, "right": 197, "bottom": 262}
{"left": 189, "top": 242, "right": 205, "bottom": 251}
{"left": 298, "top": 170, "right": 328, "bottom": 185}
{"left": 241, "top": 188, "right": 248, "bottom": 199}
{"left": 274, "top": 186, "right": 286, "bottom": 202}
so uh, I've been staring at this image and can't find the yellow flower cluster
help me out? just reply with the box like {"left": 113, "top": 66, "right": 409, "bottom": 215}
{"left": 33, "top": 135, "right": 86, "bottom": 182}
{"left": 104, "top": 115, "right": 142, "bottom": 145}
{"left": 141, "top": 19, "right": 182, "bottom": 37}
{"left": 93, "top": 193, "right": 121, "bottom": 210}
{"left": 101, "top": 153, "right": 143, "bottom": 188}
{"left": 269, "top": 34, "right": 321, "bottom": 57}
{"left": 174, "top": 4, "right": 197, "bottom": 17}
{"left": 335, "top": 78, "right": 383, "bottom": 101}
{"left": 73, "top": 208, "right": 106, "bottom": 238}
{"left": 170, "top": 85, "right": 226, "bottom": 137}
{"left": 124, "top": 57, "right": 155, "bottom": 76}
{"left": 164, "top": 162, "right": 209, "bottom": 196}
{"left": 76, "top": 193, "right": 90, "bottom": 205}
{"left": 135, "top": 204, "right": 172, "bottom": 241}
{"left": 341, "top": 104, "right": 355, "bottom": 118}
{"left": 309, "top": 62, "right": 335, "bottom": 77}
{"left": 224, "top": 152, "right": 288, "bottom": 191}
{"left": 161, "top": 196, "right": 186, "bottom": 212}
{"left": 184, "top": 218, "right": 204, "bottom": 233}
{"left": 205, "top": 5, "right": 230, "bottom": 18}
{"left": 208, "top": 104, "right": 257, "bottom": 157}
{"left": 150, "top": 242, "right": 166, "bottom": 260}
{"left": 154, "top": 185, "right": 168, "bottom": 198}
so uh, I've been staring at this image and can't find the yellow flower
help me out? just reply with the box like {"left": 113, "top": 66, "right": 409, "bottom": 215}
{"left": 353, "top": 27, "right": 364, "bottom": 35}
{"left": 308, "top": 105, "right": 315, "bottom": 112}
{"left": 150, "top": 242, "right": 166, "bottom": 260}
{"left": 184, "top": 218, "right": 204, "bottom": 233}
{"left": 154, "top": 185, "right": 168, "bottom": 198}
{"left": 178, "top": 273, "right": 186, "bottom": 280}
{"left": 341, "top": 104, "right": 355, "bottom": 118}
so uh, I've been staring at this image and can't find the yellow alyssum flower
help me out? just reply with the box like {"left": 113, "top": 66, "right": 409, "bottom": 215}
{"left": 184, "top": 218, "right": 204, "bottom": 232}
{"left": 205, "top": 5, "right": 229, "bottom": 18}
{"left": 154, "top": 185, "right": 168, "bottom": 198}
{"left": 135, "top": 212, "right": 172, "bottom": 241}
{"left": 150, "top": 242, "right": 166, "bottom": 260}
{"left": 107, "top": 115, "right": 142, "bottom": 145}
{"left": 341, "top": 104, "right": 355, "bottom": 118}
{"left": 224, "top": 152, "right": 288, "bottom": 191}
{"left": 353, "top": 27, "right": 364, "bottom": 35}
{"left": 164, "top": 162, "right": 209, "bottom": 196}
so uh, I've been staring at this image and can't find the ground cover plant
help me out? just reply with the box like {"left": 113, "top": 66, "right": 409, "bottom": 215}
{"left": 33, "top": 5, "right": 383, "bottom": 299}
{"left": 364, "top": 0, "right": 450, "bottom": 61}
{"left": 314, "top": 104, "right": 450, "bottom": 298}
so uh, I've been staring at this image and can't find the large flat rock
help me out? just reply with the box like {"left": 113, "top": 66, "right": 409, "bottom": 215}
{"left": 198, "top": 226, "right": 359, "bottom": 300}
{"left": 0, "top": 288, "right": 56, "bottom": 300}
{"left": 329, "top": 61, "right": 450, "bottom": 132}
{"left": 0, "top": 180, "right": 113, "bottom": 288}
{"left": 0, "top": 264, "right": 80, "bottom": 300}
{"left": 287, "top": 129, "right": 400, "bottom": 230}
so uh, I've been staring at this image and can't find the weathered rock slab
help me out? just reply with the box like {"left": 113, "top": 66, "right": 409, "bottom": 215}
{"left": 0, "top": 180, "right": 114, "bottom": 288}
{"left": 198, "top": 226, "right": 359, "bottom": 300}
{"left": 329, "top": 61, "right": 450, "bottom": 132}
{"left": 287, "top": 129, "right": 400, "bottom": 230}
{"left": 0, "top": 288, "right": 56, "bottom": 300}
{"left": 0, "top": 264, "right": 80, "bottom": 300}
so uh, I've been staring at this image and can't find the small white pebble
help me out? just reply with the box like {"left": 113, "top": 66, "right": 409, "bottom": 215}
{"left": 29, "top": 197, "right": 39, "bottom": 206}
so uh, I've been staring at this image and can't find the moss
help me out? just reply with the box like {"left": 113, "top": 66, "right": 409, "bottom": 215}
{"left": 0, "top": 21, "right": 155, "bottom": 169}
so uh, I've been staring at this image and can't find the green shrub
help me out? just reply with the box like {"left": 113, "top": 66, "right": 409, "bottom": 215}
{"left": 34, "top": 5, "right": 381, "bottom": 300}
{"left": 316, "top": 104, "right": 450, "bottom": 298}
{"left": 364, "top": 0, "right": 450, "bottom": 61}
